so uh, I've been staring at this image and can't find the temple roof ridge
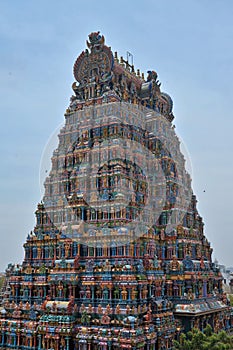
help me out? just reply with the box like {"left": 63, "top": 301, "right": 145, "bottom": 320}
{"left": 66, "top": 31, "right": 174, "bottom": 122}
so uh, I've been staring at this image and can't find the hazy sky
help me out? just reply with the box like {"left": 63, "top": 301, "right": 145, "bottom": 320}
{"left": 0, "top": 0, "right": 233, "bottom": 271}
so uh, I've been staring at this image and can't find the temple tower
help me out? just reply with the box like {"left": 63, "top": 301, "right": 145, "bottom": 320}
{"left": 1, "top": 32, "right": 231, "bottom": 350}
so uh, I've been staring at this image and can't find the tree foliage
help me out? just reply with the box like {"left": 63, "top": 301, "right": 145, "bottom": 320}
{"left": 174, "top": 325, "right": 233, "bottom": 350}
{"left": 228, "top": 294, "right": 233, "bottom": 307}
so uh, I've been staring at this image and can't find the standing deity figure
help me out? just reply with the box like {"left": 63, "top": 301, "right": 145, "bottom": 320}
{"left": 74, "top": 254, "right": 80, "bottom": 269}
{"left": 126, "top": 305, "right": 131, "bottom": 315}
{"left": 103, "top": 259, "right": 112, "bottom": 272}
{"left": 114, "top": 287, "right": 120, "bottom": 299}
{"left": 58, "top": 283, "right": 64, "bottom": 297}
{"left": 97, "top": 304, "right": 103, "bottom": 314}
{"left": 121, "top": 286, "right": 127, "bottom": 300}
{"left": 106, "top": 304, "right": 112, "bottom": 314}
{"left": 86, "top": 259, "right": 94, "bottom": 273}
{"left": 131, "top": 305, "right": 137, "bottom": 315}
{"left": 142, "top": 286, "right": 148, "bottom": 299}
{"left": 103, "top": 288, "right": 109, "bottom": 299}
{"left": 80, "top": 303, "right": 86, "bottom": 313}
{"left": 87, "top": 304, "right": 93, "bottom": 313}
{"left": 131, "top": 287, "right": 138, "bottom": 300}
{"left": 37, "top": 246, "right": 42, "bottom": 259}
{"left": 86, "top": 287, "right": 91, "bottom": 299}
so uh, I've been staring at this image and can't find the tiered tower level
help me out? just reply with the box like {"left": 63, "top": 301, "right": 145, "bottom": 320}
{"left": 1, "top": 32, "right": 232, "bottom": 350}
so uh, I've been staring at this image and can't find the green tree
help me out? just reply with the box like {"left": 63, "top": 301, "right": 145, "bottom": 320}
{"left": 228, "top": 294, "right": 233, "bottom": 306}
{"left": 174, "top": 326, "right": 233, "bottom": 350}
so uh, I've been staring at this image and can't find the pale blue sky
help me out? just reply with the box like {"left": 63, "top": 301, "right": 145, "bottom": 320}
{"left": 0, "top": 0, "right": 233, "bottom": 270}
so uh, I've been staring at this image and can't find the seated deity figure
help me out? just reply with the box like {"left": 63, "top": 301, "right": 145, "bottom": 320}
{"left": 115, "top": 304, "right": 121, "bottom": 314}
{"left": 170, "top": 255, "right": 180, "bottom": 271}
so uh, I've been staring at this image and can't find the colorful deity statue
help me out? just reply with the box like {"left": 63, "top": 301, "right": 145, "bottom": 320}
{"left": 121, "top": 286, "right": 127, "bottom": 300}
{"left": 170, "top": 255, "right": 180, "bottom": 271}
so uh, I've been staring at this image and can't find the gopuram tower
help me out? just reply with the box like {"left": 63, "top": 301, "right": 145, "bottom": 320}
{"left": 1, "top": 32, "right": 231, "bottom": 350}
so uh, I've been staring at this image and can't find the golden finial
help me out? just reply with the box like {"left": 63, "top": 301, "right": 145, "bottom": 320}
{"left": 142, "top": 72, "right": 145, "bottom": 80}
{"left": 137, "top": 69, "right": 140, "bottom": 77}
